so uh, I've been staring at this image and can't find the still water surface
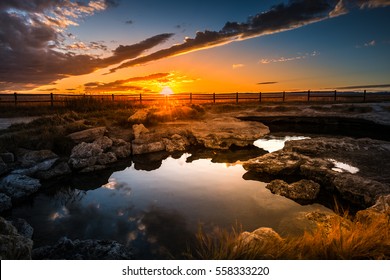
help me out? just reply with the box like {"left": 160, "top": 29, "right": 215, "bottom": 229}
{"left": 9, "top": 137, "right": 331, "bottom": 258}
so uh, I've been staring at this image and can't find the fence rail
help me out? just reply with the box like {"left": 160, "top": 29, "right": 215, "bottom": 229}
{"left": 1, "top": 90, "right": 389, "bottom": 107}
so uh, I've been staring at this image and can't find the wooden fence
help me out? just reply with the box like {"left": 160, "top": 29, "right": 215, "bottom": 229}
{"left": 0, "top": 90, "right": 389, "bottom": 107}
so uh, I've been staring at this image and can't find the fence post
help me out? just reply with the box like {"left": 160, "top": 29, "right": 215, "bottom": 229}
{"left": 363, "top": 90, "right": 366, "bottom": 102}
{"left": 259, "top": 92, "right": 262, "bottom": 103}
{"left": 236, "top": 92, "right": 239, "bottom": 104}
{"left": 50, "top": 92, "right": 54, "bottom": 107}
{"left": 213, "top": 93, "right": 216, "bottom": 104}
{"left": 307, "top": 90, "right": 311, "bottom": 102}
{"left": 190, "top": 92, "right": 192, "bottom": 104}
{"left": 334, "top": 90, "right": 337, "bottom": 101}
{"left": 139, "top": 93, "right": 142, "bottom": 105}
{"left": 283, "top": 91, "right": 285, "bottom": 102}
{"left": 112, "top": 94, "right": 115, "bottom": 102}
{"left": 14, "top": 92, "right": 17, "bottom": 106}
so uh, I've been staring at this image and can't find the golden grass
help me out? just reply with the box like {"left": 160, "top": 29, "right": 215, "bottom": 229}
{"left": 188, "top": 210, "right": 390, "bottom": 260}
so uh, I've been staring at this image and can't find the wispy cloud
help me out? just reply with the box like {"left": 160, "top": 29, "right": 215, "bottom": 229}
{"left": 257, "top": 81, "right": 278, "bottom": 85}
{"left": 232, "top": 64, "right": 245, "bottom": 69}
{"left": 260, "top": 51, "right": 319, "bottom": 64}
{"left": 333, "top": 83, "right": 390, "bottom": 90}
{"left": 84, "top": 73, "right": 171, "bottom": 93}
{"left": 355, "top": 39, "right": 377, "bottom": 48}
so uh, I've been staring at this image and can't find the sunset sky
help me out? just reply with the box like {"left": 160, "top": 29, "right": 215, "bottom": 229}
{"left": 0, "top": 0, "right": 389, "bottom": 94}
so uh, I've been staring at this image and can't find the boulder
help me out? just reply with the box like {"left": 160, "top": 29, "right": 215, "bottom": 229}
{"left": 11, "top": 218, "right": 34, "bottom": 239}
{"left": 0, "top": 216, "right": 33, "bottom": 259}
{"left": 97, "top": 152, "right": 117, "bottom": 165}
{"left": 189, "top": 117, "right": 269, "bottom": 149}
{"left": 68, "top": 142, "right": 103, "bottom": 169}
{"left": 132, "top": 141, "right": 166, "bottom": 155}
{"left": 17, "top": 149, "right": 58, "bottom": 168}
{"left": 243, "top": 151, "right": 305, "bottom": 176}
{"left": 133, "top": 124, "right": 149, "bottom": 139}
{"left": 111, "top": 139, "right": 132, "bottom": 158}
{"left": 0, "top": 174, "right": 41, "bottom": 200}
{"left": 93, "top": 136, "right": 113, "bottom": 151}
{"left": 33, "top": 237, "right": 133, "bottom": 260}
{"left": 0, "top": 152, "right": 14, "bottom": 163}
{"left": 162, "top": 134, "right": 190, "bottom": 152}
{"left": 237, "top": 227, "right": 283, "bottom": 254}
{"left": 128, "top": 109, "right": 149, "bottom": 124}
{"left": 0, "top": 157, "right": 7, "bottom": 176}
{"left": 12, "top": 158, "right": 59, "bottom": 177}
{"left": 0, "top": 193, "right": 12, "bottom": 212}
{"left": 67, "top": 127, "right": 107, "bottom": 144}
{"left": 266, "top": 179, "right": 320, "bottom": 203}
{"left": 35, "top": 161, "right": 72, "bottom": 180}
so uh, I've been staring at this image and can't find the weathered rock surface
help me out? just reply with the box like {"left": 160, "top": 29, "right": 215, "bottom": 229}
{"left": 163, "top": 134, "right": 190, "bottom": 152}
{"left": 0, "top": 174, "right": 41, "bottom": 200}
{"left": 17, "top": 149, "right": 58, "bottom": 168}
{"left": 94, "top": 136, "right": 113, "bottom": 151}
{"left": 0, "top": 216, "right": 33, "bottom": 259}
{"left": 33, "top": 237, "right": 132, "bottom": 260}
{"left": 189, "top": 117, "right": 269, "bottom": 149}
{"left": 128, "top": 109, "right": 149, "bottom": 123}
{"left": 132, "top": 141, "right": 166, "bottom": 155}
{"left": 11, "top": 218, "right": 34, "bottom": 239}
{"left": 133, "top": 124, "right": 149, "bottom": 139}
{"left": 0, "top": 193, "right": 12, "bottom": 212}
{"left": 0, "top": 152, "right": 14, "bottom": 163}
{"left": 67, "top": 127, "right": 107, "bottom": 144}
{"left": 244, "top": 137, "right": 390, "bottom": 208}
{"left": 35, "top": 161, "right": 72, "bottom": 180}
{"left": 237, "top": 227, "right": 283, "bottom": 253}
{"left": 68, "top": 142, "right": 103, "bottom": 169}
{"left": 111, "top": 139, "right": 132, "bottom": 158}
{"left": 266, "top": 179, "right": 320, "bottom": 203}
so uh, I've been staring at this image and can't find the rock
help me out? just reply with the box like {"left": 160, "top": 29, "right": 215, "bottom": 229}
{"left": 132, "top": 141, "right": 165, "bottom": 155}
{"left": 355, "top": 195, "right": 390, "bottom": 224}
{"left": 67, "top": 127, "right": 107, "bottom": 144}
{"left": 368, "top": 194, "right": 390, "bottom": 213}
{"left": 128, "top": 109, "right": 149, "bottom": 124}
{"left": 0, "top": 193, "right": 12, "bottom": 212}
{"left": 190, "top": 117, "right": 269, "bottom": 149}
{"left": 162, "top": 134, "right": 190, "bottom": 152}
{"left": 12, "top": 158, "right": 59, "bottom": 177}
{"left": 133, "top": 124, "right": 149, "bottom": 139}
{"left": 17, "top": 149, "right": 58, "bottom": 168}
{"left": 35, "top": 161, "right": 72, "bottom": 180}
{"left": 266, "top": 179, "right": 320, "bottom": 203}
{"left": 32, "top": 237, "right": 133, "bottom": 260}
{"left": 97, "top": 152, "right": 117, "bottom": 165}
{"left": 332, "top": 174, "right": 389, "bottom": 207}
{"left": 68, "top": 142, "right": 103, "bottom": 169}
{"left": 0, "top": 216, "right": 33, "bottom": 259}
{"left": 11, "top": 218, "right": 34, "bottom": 239}
{"left": 0, "top": 174, "right": 41, "bottom": 200}
{"left": 0, "top": 157, "right": 7, "bottom": 176}
{"left": 80, "top": 165, "right": 107, "bottom": 173}
{"left": 237, "top": 227, "right": 283, "bottom": 254}
{"left": 93, "top": 136, "right": 113, "bottom": 151}
{"left": 243, "top": 151, "right": 305, "bottom": 176}
{"left": 111, "top": 139, "right": 132, "bottom": 158}
{"left": 0, "top": 152, "right": 14, "bottom": 163}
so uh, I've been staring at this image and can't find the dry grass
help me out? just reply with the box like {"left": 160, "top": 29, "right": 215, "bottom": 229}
{"left": 188, "top": 210, "right": 390, "bottom": 260}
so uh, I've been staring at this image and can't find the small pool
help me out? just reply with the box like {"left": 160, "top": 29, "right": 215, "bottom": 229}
{"left": 8, "top": 146, "right": 331, "bottom": 258}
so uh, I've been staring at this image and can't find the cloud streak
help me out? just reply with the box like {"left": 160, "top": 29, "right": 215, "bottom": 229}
{"left": 260, "top": 51, "right": 319, "bottom": 64}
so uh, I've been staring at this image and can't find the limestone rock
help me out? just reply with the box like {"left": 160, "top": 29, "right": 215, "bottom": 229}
{"left": 33, "top": 237, "right": 133, "bottom": 260}
{"left": 93, "top": 136, "right": 113, "bottom": 151}
{"left": 243, "top": 151, "right": 305, "bottom": 176}
{"left": 132, "top": 141, "right": 166, "bottom": 155}
{"left": 266, "top": 179, "right": 320, "bottom": 203}
{"left": 0, "top": 193, "right": 12, "bottom": 212}
{"left": 163, "top": 134, "right": 190, "bottom": 152}
{"left": 68, "top": 142, "right": 103, "bottom": 169}
{"left": 0, "top": 217, "right": 33, "bottom": 259}
{"left": 111, "top": 139, "right": 132, "bottom": 158}
{"left": 97, "top": 152, "right": 117, "bottom": 165}
{"left": 11, "top": 218, "right": 34, "bottom": 239}
{"left": 133, "top": 124, "right": 149, "bottom": 139}
{"left": 190, "top": 117, "right": 269, "bottom": 149}
{"left": 17, "top": 149, "right": 58, "bottom": 168}
{"left": 0, "top": 174, "right": 41, "bottom": 200}
{"left": 237, "top": 227, "right": 283, "bottom": 253}
{"left": 35, "top": 161, "right": 72, "bottom": 180}
{"left": 128, "top": 109, "right": 149, "bottom": 124}
{"left": 67, "top": 127, "right": 107, "bottom": 144}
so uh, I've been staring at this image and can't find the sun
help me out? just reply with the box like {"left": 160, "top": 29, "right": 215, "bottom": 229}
{"left": 160, "top": 86, "right": 174, "bottom": 96}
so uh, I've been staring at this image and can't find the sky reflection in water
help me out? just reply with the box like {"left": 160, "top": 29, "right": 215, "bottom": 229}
{"left": 10, "top": 152, "right": 330, "bottom": 258}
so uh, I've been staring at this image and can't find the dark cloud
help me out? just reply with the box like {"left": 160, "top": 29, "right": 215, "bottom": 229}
{"left": 0, "top": 0, "right": 173, "bottom": 90}
{"left": 110, "top": 0, "right": 390, "bottom": 73}
{"left": 258, "top": 82, "right": 279, "bottom": 85}
{"left": 333, "top": 84, "right": 390, "bottom": 89}
{"left": 125, "top": 20, "right": 134, "bottom": 25}
{"left": 84, "top": 73, "right": 170, "bottom": 93}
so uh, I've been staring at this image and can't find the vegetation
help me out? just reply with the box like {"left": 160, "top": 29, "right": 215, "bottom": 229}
{"left": 188, "top": 210, "right": 390, "bottom": 260}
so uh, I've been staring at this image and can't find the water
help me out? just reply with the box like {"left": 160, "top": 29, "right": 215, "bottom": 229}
{"left": 0, "top": 117, "right": 39, "bottom": 130}
{"left": 8, "top": 150, "right": 331, "bottom": 258}
{"left": 254, "top": 135, "right": 310, "bottom": 153}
